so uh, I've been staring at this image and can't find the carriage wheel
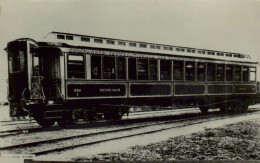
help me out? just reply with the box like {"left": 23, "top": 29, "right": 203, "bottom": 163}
{"left": 33, "top": 110, "right": 55, "bottom": 128}
{"left": 240, "top": 104, "right": 249, "bottom": 112}
{"left": 199, "top": 106, "right": 209, "bottom": 115}
{"left": 57, "top": 116, "right": 73, "bottom": 127}
{"left": 219, "top": 103, "right": 230, "bottom": 113}
{"left": 104, "top": 109, "right": 123, "bottom": 123}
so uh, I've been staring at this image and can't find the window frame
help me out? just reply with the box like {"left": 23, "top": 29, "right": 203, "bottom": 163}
{"left": 242, "top": 66, "right": 249, "bottom": 82}
{"left": 116, "top": 56, "right": 126, "bottom": 80}
{"left": 234, "top": 65, "right": 242, "bottom": 82}
{"left": 137, "top": 58, "right": 149, "bottom": 80}
{"left": 207, "top": 63, "right": 216, "bottom": 81}
{"left": 67, "top": 54, "right": 85, "bottom": 79}
{"left": 160, "top": 60, "right": 172, "bottom": 81}
{"left": 250, "top": 67, "right": 256, "bottom": 82}
{"left": 197, "top": 62, "right": 206, "bottom": 81}
{"left": 185, "top": 61, "right": 195, "bottom": 81}
{"left": 90, "top": 55, "right": 102, "bottom": 79}
{"left": 148, "top": 59, "right": 158, "bottom": 80}
{"left": 103, "top": 56, "right": 116, "bottom": 80}
{"left": 216, "top": 64, "right": 225, "bottom": 81}
{"left": 173, "top": 60, "right": 184, "bottom": 81}
{"left": 226, "top": 64, "right": 233, "bottom": 81}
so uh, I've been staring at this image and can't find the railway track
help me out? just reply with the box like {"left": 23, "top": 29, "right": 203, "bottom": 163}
{"left": 0, "top": 109, "right": 259, "bottom": 156}
{"left": 0, "top": 108, "right": 200, "bottom": 138}
{"left": 0, "top": 107, "right": 258, "bottom": 138}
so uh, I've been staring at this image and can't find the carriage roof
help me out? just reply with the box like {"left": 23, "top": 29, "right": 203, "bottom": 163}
{"left": 26, "top": 31, "right": 257, "bottom": 65}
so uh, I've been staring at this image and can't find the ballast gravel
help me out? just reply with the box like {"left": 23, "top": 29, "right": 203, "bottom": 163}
{"left": 73, "top": 120, "right": 260, "bottom": 161}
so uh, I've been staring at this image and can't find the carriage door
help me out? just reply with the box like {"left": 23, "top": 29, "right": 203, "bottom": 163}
{"left": 40, "top": 48, "right": 61, "bottom": 99}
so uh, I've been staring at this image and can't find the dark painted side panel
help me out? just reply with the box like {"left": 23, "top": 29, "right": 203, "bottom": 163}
{"left": 208, "top": 85, "right": 233, "bottom": 94}
{"left": 130, "top": 84, "right": 171, "bottom": 96}
{"left": 175, "top": 85, "right": 205, "bottom": 95}
{"left": 67, "top": 84, "right": 126, "bottom": 97}
{"left": 235, "top": 85, "right": 256, "bottom": 94}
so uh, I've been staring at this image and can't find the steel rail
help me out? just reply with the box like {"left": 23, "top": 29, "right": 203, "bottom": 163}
{"left": 0, "top": 109, "right": 258, "bottom": 155}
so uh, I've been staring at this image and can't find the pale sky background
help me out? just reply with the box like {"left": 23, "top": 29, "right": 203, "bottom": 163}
{"left": 0, "top": 0, "right": 259, "bottom": 101}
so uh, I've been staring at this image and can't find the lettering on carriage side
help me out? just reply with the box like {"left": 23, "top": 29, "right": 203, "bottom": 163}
{"left": 99, "top": 88, "right": 121, "bottom": 92}
{"left": 238, "top": 87, "right": 247, "bottom": 91}
{"left": 68, "top": 48, "right": 196, "bottom": 61}
{"left": 73, "top": 88, "right": 82, "bottom": 96}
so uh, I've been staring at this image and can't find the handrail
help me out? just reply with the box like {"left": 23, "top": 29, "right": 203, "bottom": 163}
{"left": 57, "top": 85, "right": 63, "bottom": 98}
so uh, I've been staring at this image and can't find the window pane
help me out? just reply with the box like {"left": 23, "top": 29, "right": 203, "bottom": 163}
{"left": 129, "top": 42, "right": 136, "bottom": 47}
{"left": 57, "top": 35, "right": 65, "bottom": 39}
{"left": 117, "top": 57, "right": 126, "bottom": 79}
{"left": 217, "top": 64, "right": 225, "bottom": 81}
{"left": 173, "top": 61, "right": 183, "bottom": 80}
{"left": 242, "top": 66, "right": 249, "bottom": 81}
{"left": 149, "top": 59, "right": 157, "bottom": 80}
{"left": 197, "top": 63, "right": 205, "bottom": 81}
{"left": 207, "top": 63, "right": 216, "bottom": 81}
{"left": 91, "top": 55, "right": 101, "bottom": 79}
{"left": 66, "top": 35, "right": 73, "bottom": 40}
{"left": 103, "top": 56, "right": 115, "bottom": 79}
{"left": 235, "top": 66, "right": 241, "bottom": 81}
{"left": 33, "top": 56, "right": 40, "bottom": 76}
{"left": 81, "top": 37, "right": 90, "bottom": 42}
{"left": 160, "top": 60, "right": 171, "bottom": 80}
{"left": 185, "top": 62, "right": 195, "bottom": 81}
{"left": 68, "top": 55, "right": 85, "bottom": 79}
{"left": 250, "top": 67, "right": 256, "bottom": 82}
{"left": 138, "top": 59, "right": 148, "bottom": 80}
{"left": 128, "top": 58, "right": 137, "bottom": 80}
{"left": 226, "top": 65, "right": 233, "bottom": 81}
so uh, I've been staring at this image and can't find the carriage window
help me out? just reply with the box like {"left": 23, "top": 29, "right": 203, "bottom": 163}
{"left": 226, "top": 65, "right": 233, "bottom": 81}
{"left": 235, "top": 66, "right": 241, "bottom": 81}
{"left": 94, "top": 39, "right": 103, "bottom": 43}
{"left": 217, "top": 64, "right": 225, "bottom": 81}
{"left": 207, "top": 63, "right": 216, "bottom": 81}
{"left": 185, "top": 62, "right": 195, "bottom": 81}
{"left": 138, "top": 59, "right": 148, "bottom": 80}
{"left": 197, "top": 63, "right": 205, "bottom": 81}
{"left": 250, "top": 67, "right": 256, "bottom": 82}
{"left": 242, "top": 66, "right": 249, "bottom": 82}
{"left": 67, "top": 55, "right": 85, "bottom": 79}
{"left": 107, "top": 40, "right": 115, "bottom": 45}
{"left": 160, "top": 60, "right": 171, "bottom": 80}
{"left": 33, "top": 56, "right": 40, "bottom": 76}
{"left": 118, "top": 41, "right": 126, "bottom": 46}
{"left": 140, "top": 44, "right": 147, "bottom": 48}
{"left": 81, "top": 37, "right": 90, "bottom": 42}
{"left": 150, "top": 45, "right": 155, "bottom": 49}
{"left": 103, "top": 56, "right": 115, "bottom": 79}
{"left": 129, "top": 42, "right": 136, "bottom": 47}
{"left": 128, "top": 58, "right": 137, "bottom": 80}
{"left": 117, "top": 57, "right": 126, "bottom": 79}
{"left": 91, "top": 55, "right": 101, "bottom": 79}
{"left": 163, "top": 47, "right": 168, "bottom": 50}
{"left": 57, "top": 35, "right": 65, "bottom": 39}
{"left": 149, "top": 59, "right": 157, "bottom": 80}
{"left": 173, "top": 61, "right": 183, "bottom": 80}
{"left": 66, "top": 35, "right": 73, "bottom": 40}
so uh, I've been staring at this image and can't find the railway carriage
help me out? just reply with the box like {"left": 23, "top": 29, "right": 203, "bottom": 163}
{"left": 5, "top": 32, "right": 258, "bottom": 127}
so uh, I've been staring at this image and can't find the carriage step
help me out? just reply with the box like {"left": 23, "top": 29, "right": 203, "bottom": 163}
{"left": 45, "top": 116, "right": 63, "bottom": 119}
{"left": 45, "top": 109, "right": 68, "bottom": 119}
{"left": 46, "top": 110, "right": 65, "bottom": 113}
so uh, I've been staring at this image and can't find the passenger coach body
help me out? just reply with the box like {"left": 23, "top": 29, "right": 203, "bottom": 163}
{"left": 5, "top": 32, "right": 258, "bottom": 127}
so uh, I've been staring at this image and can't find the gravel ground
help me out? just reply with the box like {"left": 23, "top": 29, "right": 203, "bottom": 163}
{"left": 73, "top": 119, "right": 260, "bottom": 161}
